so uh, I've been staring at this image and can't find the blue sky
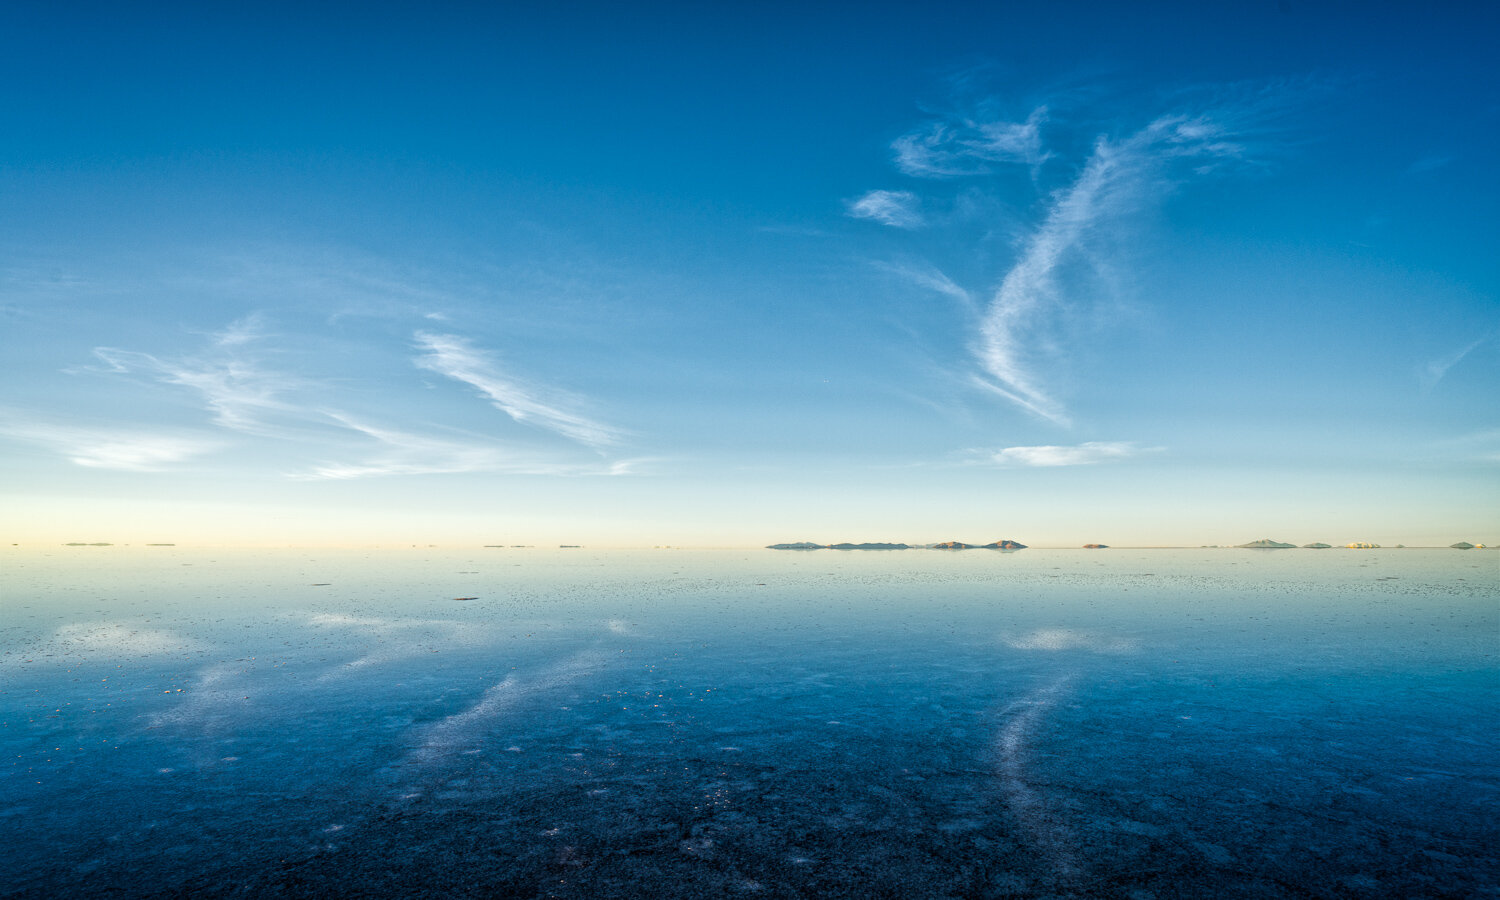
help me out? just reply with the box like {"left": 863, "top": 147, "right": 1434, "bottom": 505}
{"left": 2, "top": 1, "right": 1496, "bottom": 547}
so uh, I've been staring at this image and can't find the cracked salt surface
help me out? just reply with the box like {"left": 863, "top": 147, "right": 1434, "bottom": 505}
{"left": 1, "top": 548, "right": 1496, "bottom": 898}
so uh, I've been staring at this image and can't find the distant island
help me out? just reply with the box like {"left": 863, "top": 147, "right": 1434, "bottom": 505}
{"left": 767, "top": 541, "right": 910, "bottom": 550}
{"left": 762, "top": 538, "right": 1491, "bottom": 552}
{"left": 767, "top": 539, "right": 1026, "bottom": 551}
{"left": 927, "top": 539, "right": 1026, "bottom": 550}
{"left": 829, "top": 542, "right": 909, "bottom": 550}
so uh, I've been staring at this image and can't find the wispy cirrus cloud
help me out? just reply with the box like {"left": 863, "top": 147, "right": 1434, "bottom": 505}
{"left": 87, "top": 315, "right": 301, "bottom": 435}
{"left": 894, "top": 105, "right": 1049, "bottom": 176}
{"left": 846, "top": 190, "right": 925, "bottom": 228}
{"left": 46, "top": 312, "right": 638, "bottom": 479}
{"left": 874, "top": 260, "right": 975, "bottom": 311}
{"left": 300, "top": 416, "right": 511, "bottom": 479}
{"left": 0, "top": 416, "right": 222, "bottom": 471}
{"left": 1419, "top": 336, "right": 1488, "bottom": 390}
{"left": 973, "top": 111, "right": 1262, "bottom": 425}
{"left": 971, "top": 441, "right": 1157, "bottom": 467}
{"left": 296, "top": 413, "right": 643, "bottom": 480}
{"left": 414, "top": 332, "right": 621, "bottom": 449}
{"left": 854, "top": 83, "right": 1302, "bottom": 427}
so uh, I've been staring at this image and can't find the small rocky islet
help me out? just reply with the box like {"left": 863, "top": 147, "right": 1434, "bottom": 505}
{"left": 1237, "top": 538, "right": 1297, "bottom": 549}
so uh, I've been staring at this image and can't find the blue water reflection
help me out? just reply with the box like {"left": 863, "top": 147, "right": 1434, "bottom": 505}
{"left": 3, "top": 548, "right": 1495, "bottom": 897}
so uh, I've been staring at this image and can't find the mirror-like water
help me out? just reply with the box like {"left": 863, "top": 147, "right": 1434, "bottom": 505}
{"left": 3, "top": 548, "right": 1496, "bottom": 898}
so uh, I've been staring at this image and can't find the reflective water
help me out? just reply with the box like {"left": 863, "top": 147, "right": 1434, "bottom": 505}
{"left": 3, "top": 548, "right": 1496, "bottom": 898}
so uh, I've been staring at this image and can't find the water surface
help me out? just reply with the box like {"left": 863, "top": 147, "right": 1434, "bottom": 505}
{"left": 3, "top": 547, "right": 1496, "bottom": 898}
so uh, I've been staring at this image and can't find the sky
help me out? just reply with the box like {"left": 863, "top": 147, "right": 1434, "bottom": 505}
{"left": 1, "top": 1, "right": 1496, "bottom": 548}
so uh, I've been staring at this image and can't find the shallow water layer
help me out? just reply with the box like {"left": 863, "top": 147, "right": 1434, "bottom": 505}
{"left": 2, "top": 548, "right": 1496, "bottom": 898}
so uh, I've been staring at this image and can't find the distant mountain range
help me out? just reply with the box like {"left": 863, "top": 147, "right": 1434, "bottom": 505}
{"left": 767, "top": 540, "right": 1027, "bottom": 551}
{"left": 828, "top": 542, "right": 909, "bottom": 550}
{"left": 766, "top": 538, "right": 1491, "bottom": 551}
{"left": 766, "top": 541, "right": 911, "bottom": 550}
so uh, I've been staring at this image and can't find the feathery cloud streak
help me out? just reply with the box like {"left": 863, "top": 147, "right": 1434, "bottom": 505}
{"left": 413, "top": 332, "right": 621, "bottom": 449}
{"left": 846, "top": 190, "right": 924, "bottom": 228}
{"left": 978, "top": 114, "right": 1251, "bottom": 423}
{"left": 0, "top": 417, "right": 222, "bottom": 471}
{"left": 1420, "top": 335, "right": 1488, "bottom": 390}
{"left": 19, "top": 313, "right": 637, "bottom": 479}
{"left": 859, "top": 88, "right": 1281, "bottom": 425}
{"left": 975, "top": 441, "right": 1156, "bottom": 467}
{"left": 301, "top": 415, "right": 516, "bottom": 479}
{"left": 297, "top": 413, "right": 641, "bottom": 480}
{"left": 89, "top": 316, "right": 300, "bottom": 436}
{"left": 874, "top": 260, "right": 975, "bottom": 310}
{"left": 894, "top": 105, "right": 1049, "bottom": 176}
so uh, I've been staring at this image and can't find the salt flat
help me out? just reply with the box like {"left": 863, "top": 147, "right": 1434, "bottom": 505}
{"left": 3, "top": 547, "right": 1495, "bottom": 898}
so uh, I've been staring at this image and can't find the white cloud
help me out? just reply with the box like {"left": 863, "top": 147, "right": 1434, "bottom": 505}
{"left": 211, "top": 313, "right": 267, "bottom": 348}
{"left": 893, "top": 106, "right": 1049, "bottom": 177}
{"left": 413, "top": 332, "right": 621, "bottom": 449}
{"left": 1420, "top": 336, "right": 1488, "bottom": 390}
{"left": 89, "top": 315, "right": 300, "bottom": 435}
{"left": 0, "top": 417, "right": 222, "bottom": 471}
{"left": 846, "top": 190, "right": 925, "bottom": 228}
{"left": 862, "top": 84, "right": 1293, "bottom": 427}
{"left": 875, "top": 261, "right": 972, "bottom": 306}
{"left": 295, "top": 413, "right": 641, "bottom": 480}
{"left": 301, "top": 415, "right": 509, "bottom": 478}
{"left": 47, "top": 313, "right": 637, "bottom": 479}
{"left": 977, "top": 441, "right": 1154, "bottom": 467}
{"left": 972, "top": 117, "right": 1242, "bottom": 423}
{"left": 973, "top": 111, "right": 1261, "bottom": 424}
{"left": 68, "top": 434, "right": 220, "bottom": 470}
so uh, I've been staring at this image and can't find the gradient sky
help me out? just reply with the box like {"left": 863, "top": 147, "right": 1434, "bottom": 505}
{"left": 2, "top": 1, "right": 1496, "bottom": 547}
